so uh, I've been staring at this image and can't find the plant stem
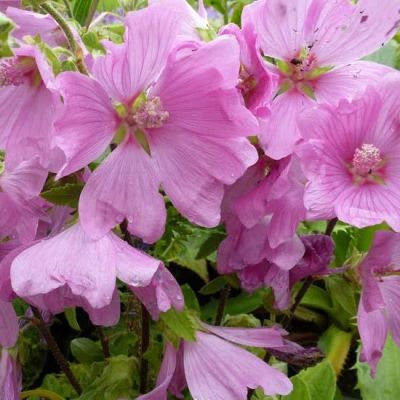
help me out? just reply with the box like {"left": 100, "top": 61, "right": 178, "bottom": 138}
{"left": 40, "top": 2, "right": 89, "bottom": 75}
{"left": 325, "top": 217, "right": 338, "bottom": 236}
{"left": 84, "top": 0, "right": 100, "bottom": 28}
{"left": 31, "top": 307, "right": 82, "bottom": 395}
{"left": 139, "top": 304, "right": 150, "bottom": 394}
{"left": 96, "top": 326, "right": 110, "bottom": 358}
{"left": 215, "top": 284, "right": 231, "bottom": 325}
{"left": 223, "top": 0, "right": 229, "bottom": 24}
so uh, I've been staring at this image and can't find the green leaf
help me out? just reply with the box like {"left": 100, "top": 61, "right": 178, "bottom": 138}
{"left": 20, "top": 389, "right": 64, "bottom": 400}
{"left": 332, "top": 229, "right": 352, "bottom": 267}
{"left": 160, "top": 309, "right": 196, "bottom": 342}
{"left": 363, "top": 40, "right": 399, "bottom": 68}
{"left": 97, "top": 0, "right": 120, "bottom": 11}
{"left": 354, "top": 223, "right": 388, "bottom": 252}
{"left": 70, "top": 338, "right": 104, "bottom": 364}
{"left": 199, "top": 276, "right": 227, "bottom": 295}
{"left": 41, "top": 183, "right": 84, "bottom": 207}
{"left": 82, "top": 31, "right": 106, "bottom": 54}
{"left": 0, "top": 12, "right": 14, "bottom": 57}
{"left": 295, "top": 360, "right": 337, "bottom": 400}
{"left": 181, "top": 284, "right": 200, "bottom": 314}
{"left": 196, "top": 232, "right": 225, "bottom": 259}
{"left": 64, "top": 308, "right": 81, "bottom": 331}
{"left": 284, "top": 375, "right": 311, "bottom": 400}
{"left": 299, "top": 284, "right": 332, "bottom": 314}
{"left": 356, "top": 335, "right": 400, "bottom": 400}
{"left": 73, "top": 0, "right": 92, "bottom": 25}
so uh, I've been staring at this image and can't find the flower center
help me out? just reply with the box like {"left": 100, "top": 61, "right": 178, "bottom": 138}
{"left": 0, "top": 57, "right": 35, "bottom": 87}
{"left": 126, "top": 96, "right": 169, "bottom": 130}
{"left": 351, "top": 143, "right": 385, "bottom": 184}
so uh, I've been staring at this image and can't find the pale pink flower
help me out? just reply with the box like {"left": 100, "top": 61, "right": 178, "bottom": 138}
{"left": 244, "top": 0, "right": 400, "bottom": 159}
{"left": 357, "top": 231, "right": 400, "bottom": 375}
{"left": 54, "top": 3, "right": 257, "bottom": 243}
{"left": 139, "top": 324, "right": 293, "bottom": 399}
{"left": 10, "top": 223, "right": 183, "bottom": 325}
{"left": 0, "top": 44, "right": 63, "bottom": 170}
{"left": 298, "top": 79, "right": 400, "bottom": 230}
{"left": 0, "top": 157, "right": 48, "bottom": 243}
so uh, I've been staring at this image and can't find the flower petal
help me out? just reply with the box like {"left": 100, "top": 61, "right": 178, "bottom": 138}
{"left": 79, "top": 137, "right": 166, "bottom": 243}
{"left": 0, "top": 301, "right": 18, "bottom": 348}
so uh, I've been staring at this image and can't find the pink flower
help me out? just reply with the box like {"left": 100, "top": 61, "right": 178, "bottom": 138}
{"left": 0, "top": 44, "right": 62, "bottom": 170}
{"left": 0, "top": 349, "right": 21, "bottom": 399}
{"left": 238, "top": 234, "right": 334, "bottom": 309}
{"left": 244, "top": 0, "right": 399, "bottom": 159}
{"left": 0, "top": 157, "right": 48, "bottom": 243}
{"left": 139, "top": 324, "right": 293, "bottom": 399}
{"left": 217, "top": 155, "right": 306, "bottom": 275}
{"left": 357, "top": 231, "right": 400, "bottom": 375}
{"left": 0, "top": 301, "right": 18, "bottom": 348}
{"left": 298, "top": 79, "right": 400, "bottom": 230}
{"left": 54, "top": 3, "right": 257, "bottom": 243}
{"left": 220, "top": 22, "right": 278, "bottom": 117}
{"left": 10, "top": 223, "right": 183, "bottom": 326}
{"left": 6, "top": 7, "right": 67, "bottom": 46}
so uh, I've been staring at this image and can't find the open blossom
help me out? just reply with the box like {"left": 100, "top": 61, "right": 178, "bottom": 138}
{"left": 10, "top": 223, "right": 183, "bottom": 325}
{"left": 357, "top": 231, "right": 400, "bottom": 375}
{"left": 298, "top": 79, "right": 400, "bottom": 230}
{"left": 139, "top": 324, "right": 293, "bottom": 399}
{"left": 244, "top": 0, "right": 400, "bottom": 159}
{"left": 0, "top": 157, "right": 48, "bottom": 243}
{"left": 0, "top": 44, "right": 62, "bottom": 170}
{"left": 218, "top": 154, "right": 306, "bottom": 276}
{"left": 54, "top": 3, "right": 257, "bottom": 244}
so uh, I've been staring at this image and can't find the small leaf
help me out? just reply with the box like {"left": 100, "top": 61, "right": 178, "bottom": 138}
{"left": 181, "top": 284, "right": 200, "bottom": 314}
{"left": 284, "top": 375, "right": 311, "bottom": 400}
{"left": 199, "top": 276, "right": 227, "bottom": 295}
{"left": 70, "top": 338, "right": 104, "bottom": 364}
{"left": 64, "top": 308, "right": 80, "bottom": 331}
{"left": 196, "top": 232, "right": 225, "bottom": 259}
{"left": 160, "top": 309, "right": 196, "bottom": 342}
{"left": 41, "top": 183, "right": 84, "bottom": 207}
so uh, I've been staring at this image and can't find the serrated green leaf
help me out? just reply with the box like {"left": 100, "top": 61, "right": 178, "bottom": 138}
{"left": 64, "top": 308, "right": 80, "bottom": 331}
{"left": 356, "top": 335, "right": 400, "bottom": 400}
{"left": 199, "top": 276, "right": 227, "bottom": 295}
{"left": 41, "top": 183, "right": 84, "bottom": 207}
{"left": 160, "top": 309, "right": 196, "bottom": 342}
{"left": 71, "top": 338, "right": 104, "bottom": 364}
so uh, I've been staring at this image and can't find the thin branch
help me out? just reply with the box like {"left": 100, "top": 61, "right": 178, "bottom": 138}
{"left": 96, "top": 326, "right": 110, "bottom": 359}
{"left": 84, "top": 0, "right": 100, "bottom": 28}
{"left": 31, "top": 307, "right": 82, "bottom": 395}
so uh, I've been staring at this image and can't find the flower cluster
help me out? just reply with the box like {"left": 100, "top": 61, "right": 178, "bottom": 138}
{"left": 1, "top": 0, "right": 400, "bottom": 398}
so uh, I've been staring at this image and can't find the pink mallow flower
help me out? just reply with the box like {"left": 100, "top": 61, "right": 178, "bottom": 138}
{"left": 298, "top": 78, "right": 400, "bottom": 230}
{"left": 238, "top": 234, "right": 334, "bottom": 310}
{"left": 217, "top": 154, "right": 306, "bottom": 275}
{"left": 10, "top": 223, "right": 184, "bottom": 326}
{"left": 243, "top": 0, "right": 400, "bottom": 159}
{"left": 139, "top": 324, "right": 293, "bottom": 399}
{"left": 54, "top": 3, "right": 257, "bottom": 244}
{"left": 357, "top": 231, "right": 400, "bottom": 375}
{"left": 0, "top": 157, "right": 48, "bottom": 244}
{"left": 0, "top": 44, "right": 62, "bottom": 170}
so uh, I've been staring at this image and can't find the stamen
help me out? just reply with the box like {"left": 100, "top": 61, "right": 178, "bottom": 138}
{"left": 131, "top": 97, "right": 169, "bottom": 129}
{"left": 0, "top": 58, "right": 26, "bottom": 87}
{"left": 352, "top": 143, "right": 382, "bottom": 177}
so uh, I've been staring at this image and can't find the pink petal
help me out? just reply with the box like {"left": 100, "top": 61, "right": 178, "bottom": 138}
{"left": 151, "top": 35, "right": 258, "bottom": 139}
{"left": 184, "top": 332, "right": 292, "bottom": 399}
{"left": 93, "top": 4, "right": 181, "bottom": 104}
{"left": 11, "top": 223, "right": 117, "bottom": 309}
{"left": 380, "top": 277, "right": 400, "bottom": 348}
{"left": 307, "top": 0, "right": 400, "bottom": 65}
{"left": 138, "top": 343, "right": 178, "bottom": 400}
{"left": 87, "top": 289, "right": 120, "bottom": 327}
{"left": 54, "top": 72, "right": 119, "bottom": 178}
{"left": 0, "top": 349, "right": 22, "bottom": 399}
{"left": 151, "top": 129, "right": 257, "bottom": 228}
{"left": 259, "top": 90, "right": 313, "bottom": 160}
{"left": 79, "top": 137, "right": 165, "bottom": 243}
{"left": 358, "top": 296, "right": 388, "bottom": 375}
{"left": 203, "top": 323, "right": 286, "bottom": 348}
{"left": 243, "top": 0, "right": 308, "bottom": 61}
{"left": 0, "top": 301, "right": 18, "bottom": 348}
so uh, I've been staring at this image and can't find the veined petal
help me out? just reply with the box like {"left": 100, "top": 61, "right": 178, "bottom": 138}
{"left": 54, "top": 72, "right": 118, "bottom": 178}
{"left": 79, "top": 137, "right": 165, "bottom": 243}
{"left": 93, "top": 4, "right": 181, "bottom": 104}
{"left": 184, "top": 332, "right": 292, "bottom": 399}
{"left": 0, "top": 301, "right": 18, "bottom": 348}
